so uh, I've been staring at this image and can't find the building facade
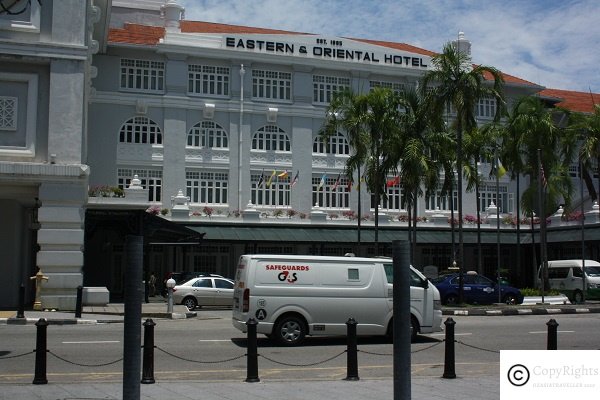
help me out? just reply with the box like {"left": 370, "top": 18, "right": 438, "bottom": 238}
{"left": 0, "top": 0, "right": 102, "bottom": 309}
{"left": 3, "top": 0, "right": 599, "bottom": 309}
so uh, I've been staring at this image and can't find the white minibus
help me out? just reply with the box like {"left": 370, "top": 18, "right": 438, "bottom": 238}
{"left": 538, "top": 259, "right": 600, "bottom": 303}
{"left": 232, "top": 254, "right": 442, "bottom": 345}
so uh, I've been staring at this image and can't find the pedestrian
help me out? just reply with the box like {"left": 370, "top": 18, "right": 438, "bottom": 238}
{"left": 149, "top": 272, "right": 157, "bottom": 297}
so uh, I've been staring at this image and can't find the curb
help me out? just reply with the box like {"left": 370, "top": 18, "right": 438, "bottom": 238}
{"left": 442, "top": 307, "right": 600, "bottom": 316}
{"left": 0, "top": 311, "right": 197, "bottom": 325}
{"left": 1, "top": 317, "right": 107, "bottom": 325}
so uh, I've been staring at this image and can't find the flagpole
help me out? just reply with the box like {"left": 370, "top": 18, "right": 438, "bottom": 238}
{"left": 357, "top": 165, "right": 362, "bottom": 256}
{"left": 538, "top": 148, "right": 546, "bottom": 303}
{"left": 496, "top": 149, "right": 501, "bottom": 303}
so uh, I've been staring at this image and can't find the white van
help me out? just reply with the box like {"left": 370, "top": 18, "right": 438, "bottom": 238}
{"left": 538, "top": 259, "right": 600, "bottom": 303}
{"left": 232, "top": 254, "right": 443, "bottom": 345}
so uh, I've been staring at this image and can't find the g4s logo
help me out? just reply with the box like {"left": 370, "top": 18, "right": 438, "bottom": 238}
{"left": 278, "top": 271, "right": 298, "bottom": 283}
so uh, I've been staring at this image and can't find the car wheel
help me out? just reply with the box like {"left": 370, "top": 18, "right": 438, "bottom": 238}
{"left": 573, "top": 290, "right": 584, "bottom": 304}
{"left": 182, "top": 297, "right": 197, "bottom": 311}
{"left": 444, "top": 294, "right": 459, "bottom": 305}
{"left": 503, "top": 294, "right": 517, "bottom": 305}
{"left": 410, "top": 315, "right": 419, "bottom": 342}
{"left": 274, "top": 315, "right": 306, "bottom": 346}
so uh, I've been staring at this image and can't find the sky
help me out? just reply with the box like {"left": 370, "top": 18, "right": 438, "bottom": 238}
{"left": 181, "top": 0, "right": 600, "bottom": 94}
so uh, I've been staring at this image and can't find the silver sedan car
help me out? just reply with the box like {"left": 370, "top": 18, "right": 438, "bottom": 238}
{"left": 172, "top": 276, "right": 234, "bottom": 310}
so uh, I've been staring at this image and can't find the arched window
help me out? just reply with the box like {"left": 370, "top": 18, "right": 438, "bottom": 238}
{"left": 187, "top": 121, "right": 228, "bottom": 148}
{"left": 119, "top": 116, "right": 162, "bottom": 145}
{"left": 313, "top": 132, "right": 349, "bottom": 154}
{"left": 251, "top": 125, "right": 290, "bottom": 151}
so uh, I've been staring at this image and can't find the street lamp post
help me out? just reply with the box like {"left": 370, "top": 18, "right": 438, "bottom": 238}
{"left": 166, "top": 278, "right": 176, "bottom": 314}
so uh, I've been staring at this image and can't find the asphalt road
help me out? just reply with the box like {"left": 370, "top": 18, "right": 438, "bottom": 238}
{"left": 1, "top": 310, "right": 599, "bottom": 384}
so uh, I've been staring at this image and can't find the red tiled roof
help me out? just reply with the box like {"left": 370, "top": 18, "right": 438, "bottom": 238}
{"left": 538, "top": 88, "right": 600, "bottom": 113}
{"left": 108, "top": 23, "right": 165, "bottom": 45}
{"left": 482, "top": 69, "right": 537, "bottom": 87}
{"left": 350, "top": 38, "right": 435, "bottom": 57}
{"left": 181, "top": 20, "right": 312, "bottom": 36}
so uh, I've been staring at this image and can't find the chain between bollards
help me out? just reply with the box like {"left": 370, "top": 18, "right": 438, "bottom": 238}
{"left": 345, "top": 318, "right": 359, "bottom": 381}
{"left": 442, "top": 317, "right": 456, "bottom": 379}
{"left": 546, "top": 318, "right": 558, "bottom": 350}
{"left": 245, "top": 318, "right": 260, "bottom": 382}
{"left": 33, "top": 318, "right": 49, "bottom": 384}
{"left": 141, "top": 319, "right": 156, "bottom": 384}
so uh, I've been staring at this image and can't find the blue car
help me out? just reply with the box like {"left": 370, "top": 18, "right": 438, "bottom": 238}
{"left": 431, "top": 272, "right": 523, "bottom": 305}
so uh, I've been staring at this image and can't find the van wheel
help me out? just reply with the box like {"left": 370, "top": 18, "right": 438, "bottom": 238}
{"left": 274, "top": 315, "right": 306, "bottom": 346}
{"left": 386, "top": 316, "right": 418, "bottom": 342}
{"left": 573, "top": 290, "right": 584, "bottom": 304}
{"left": 182, "top": 297, "right": 197, "bottom": 311}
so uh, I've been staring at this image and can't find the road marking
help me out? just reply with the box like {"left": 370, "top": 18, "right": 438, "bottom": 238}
{"left": 428, "top": 332, "right": 472, "bottom": 337}
{"left": 62, "top": 340, "right": 120, "bottom": 344}
{"left": 528, "top": 330, "right": 575, "bottom": 334}
{"left": 198, "top": 339, "right": 231, "bottom": 342}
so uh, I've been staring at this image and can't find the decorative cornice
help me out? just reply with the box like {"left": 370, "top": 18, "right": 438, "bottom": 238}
{"left": 0, "top": 162, "right": 89, "bottom": 179}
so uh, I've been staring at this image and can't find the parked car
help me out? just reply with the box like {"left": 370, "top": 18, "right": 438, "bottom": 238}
{"left": 172, "top": 276, "right": 234, "bottom": 310}
{"left": 161, "top": 272, "right": 222, "bottom": 297}
{"left": 431, "top": 272, "right": 523, "bottom": 305}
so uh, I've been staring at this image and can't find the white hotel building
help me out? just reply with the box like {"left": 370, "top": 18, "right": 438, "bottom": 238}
{"left": 2, "top": 0, "right": 599, "bottom": 308}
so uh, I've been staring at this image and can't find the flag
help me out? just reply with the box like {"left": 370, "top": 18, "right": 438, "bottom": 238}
{"left": 491, "top": 158, "right": 506, "bottom": 178}
{"left": 332, "top": 173, "right": 341, "bottom": 190}
{"left": 540, "top": 165, "right": 547, "bottom": 188}
{"left": 290, "top": 171, "right": 299, "bottom": 187}
{"left": 318, "top": 173, "right": 327, "bottom": 189}
{"left": 386, "top": 176, "right": 400, "bottom": 187}
{"left": 277, "top": 170, "right": 289, "bottom": 179}
{"left": 266, "top": 170, "right": 276, "bottom": 187}
{"left": 257, "top": 170, "right": 265, "bottom": 188}
{"left": 347, "top": 177, "right": 353, "bottom": 191}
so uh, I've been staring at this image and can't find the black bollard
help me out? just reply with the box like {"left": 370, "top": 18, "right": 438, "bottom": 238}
{"left": 442, "top": 317, "right": 456, "bottom": 379}
{"left": 245, "top": 318, "right": 260, "bottom": 382}
{"left": 345, "top": 318, "right": 359, "bottom": 381}
{"left": 75, "top": 286, "right": 83, "bottom": 318}
{"left": 141, "top": 319, "right": 156, "bottom": 384}
{"left": 33, "top": 318, "right": 49, "bottom": 384}
{"left": 546, "top": 319, "right": 559, "bottom": 350}
{"left": 17, "top": 284, "right": 25, "bottom": 319}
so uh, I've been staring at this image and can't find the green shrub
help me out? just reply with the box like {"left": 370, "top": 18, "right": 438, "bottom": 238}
{"left": 520, "top": 288, "right": 561, "bottom": 296}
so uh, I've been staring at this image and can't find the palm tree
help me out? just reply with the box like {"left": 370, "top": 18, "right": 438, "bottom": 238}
{"left": 509, "top": 95, "right": 576, "bottom": 287}
{"left": 512, "top": 96, "right": 575, "bottom": 216}
{"left": 501, "top": 102, "right": 528, "bottom": 284}
{"left": 574, "top": 104, "right": 600, "bottom": 203}
{"left": 420, "top": 42, "right": 504, "bottom": 301}
{"left": 463, "top": 124, "right": 498, "bottom": 274}
{"left": 320, "top": 87, "right": 403, "bottom": 254}
{"left": 391, "top": 87, "right": 450, "bottom": 263}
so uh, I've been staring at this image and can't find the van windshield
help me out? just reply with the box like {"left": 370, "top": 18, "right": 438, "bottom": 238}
{"left": 585, "top": 266, "right": 600, "bottom": 277}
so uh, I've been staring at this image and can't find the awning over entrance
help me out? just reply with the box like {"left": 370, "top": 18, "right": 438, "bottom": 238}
{"left": 185, "top": 224, "right": 523, "bottom": 244}
{"left": 86, "top": 209, "right": 205, "bottom": 244}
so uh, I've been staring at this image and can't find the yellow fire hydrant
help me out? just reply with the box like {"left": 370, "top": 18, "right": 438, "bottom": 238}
{"left": 30, "top": 269, "right": 49, "bottom": 311}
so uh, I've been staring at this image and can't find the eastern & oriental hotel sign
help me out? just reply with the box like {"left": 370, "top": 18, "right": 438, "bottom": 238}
{"left": 225, "top": 36, "right": 429, "bottom": 68}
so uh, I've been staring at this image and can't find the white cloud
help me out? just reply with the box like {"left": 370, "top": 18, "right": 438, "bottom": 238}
{"left": 180, "top": 0, "right": 600, "bottom": 92}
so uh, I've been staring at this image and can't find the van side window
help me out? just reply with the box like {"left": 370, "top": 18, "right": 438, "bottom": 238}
{"left": 548, "top": 267, "right": 569, "bottom": 279}
{"left": 572, "top": 268, "right": 583, "bottom": 278}
{"left": 383, "top": 263, "right": 424, "bottom": 287}
{"left": 384, "top": 264, "right": 393, "bottom": 283}
{"left": 348, "top": 268, "right": 359, "bottom": 280}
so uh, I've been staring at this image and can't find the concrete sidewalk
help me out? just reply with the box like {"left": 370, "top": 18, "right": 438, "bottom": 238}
{"left": 0, "top": 375, "right": 499, "bottom": 400}
{"left": 0, "top": 301, "right": 198, "bottom": 325}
